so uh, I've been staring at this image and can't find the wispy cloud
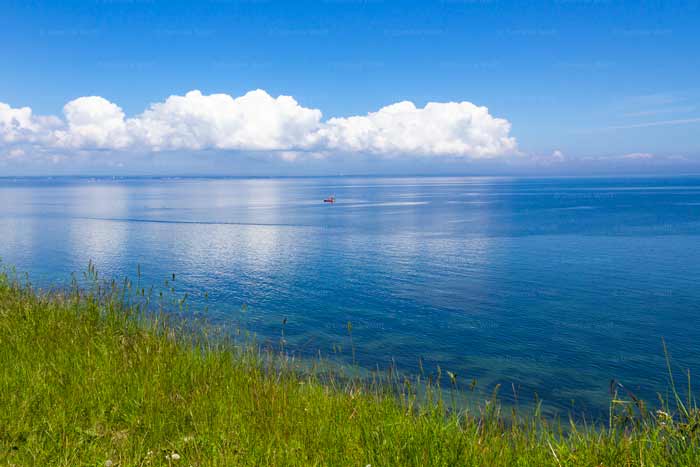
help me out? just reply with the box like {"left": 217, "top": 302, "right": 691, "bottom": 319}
{"left": 622, "top": 106, "right": 696, "bottom": 118}
{"left": 620, "top": 93, "right": 680, "bottom": 108}
{"left": 605, "top": 118, "right": 700, "bottom": 130}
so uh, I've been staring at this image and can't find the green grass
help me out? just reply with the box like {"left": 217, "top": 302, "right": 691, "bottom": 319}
{"left": 1, "top": 268, "right": 699, "bottom": 466}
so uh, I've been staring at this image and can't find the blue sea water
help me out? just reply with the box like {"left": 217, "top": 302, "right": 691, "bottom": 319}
{"left": 1, "top": 175, "right": 700, "bottom": 416}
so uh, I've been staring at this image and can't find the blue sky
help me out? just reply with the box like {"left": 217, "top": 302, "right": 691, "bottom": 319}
{"left": 1, "top": 0, "right": 699, "bottom": 175}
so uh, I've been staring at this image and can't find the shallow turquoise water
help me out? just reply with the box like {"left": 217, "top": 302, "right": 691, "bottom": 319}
{"left": 1, "top": 175, "right": 699, "bottom": 415}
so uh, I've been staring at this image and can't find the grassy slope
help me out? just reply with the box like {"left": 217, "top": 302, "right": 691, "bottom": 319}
{"left": 1, "top": 272, "right": 699, "bottom": 466}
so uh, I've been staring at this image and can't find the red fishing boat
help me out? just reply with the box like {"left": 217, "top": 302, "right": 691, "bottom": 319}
{"left": 323, "top": 196, "right": 335, "bottom": 203}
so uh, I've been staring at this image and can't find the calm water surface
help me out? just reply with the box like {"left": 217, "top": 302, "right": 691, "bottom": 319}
{"left": 1, "top": 176, "right": 699, "bottom": 415}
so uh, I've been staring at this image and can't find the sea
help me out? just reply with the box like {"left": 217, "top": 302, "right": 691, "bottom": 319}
{"left": 1, "top": 175, "right": 699, "bottom": 416}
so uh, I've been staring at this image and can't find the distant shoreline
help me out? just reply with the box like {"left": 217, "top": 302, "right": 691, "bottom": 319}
{"left": 3, "top": 173, "right": 700, "bottom": 180}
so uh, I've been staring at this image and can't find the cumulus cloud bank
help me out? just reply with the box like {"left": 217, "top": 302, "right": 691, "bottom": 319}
{"left": 0, "top": 89, "right": 517, "bottom": 159}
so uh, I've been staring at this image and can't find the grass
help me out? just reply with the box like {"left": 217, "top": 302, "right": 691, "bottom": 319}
{"left": 1, "top": 267, "right": 700, "bottom": 466}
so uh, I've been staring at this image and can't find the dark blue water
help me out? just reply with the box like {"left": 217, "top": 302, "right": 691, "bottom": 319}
{"left": 2, "top": 176, "right": 699, "bottom": 415}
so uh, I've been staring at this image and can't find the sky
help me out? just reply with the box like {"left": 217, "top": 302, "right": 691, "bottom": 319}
{"left": 1, "top": 0, "right": 699, "bottom": 176}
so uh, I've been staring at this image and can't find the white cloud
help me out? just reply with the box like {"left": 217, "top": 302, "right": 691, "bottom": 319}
{"left": 581, "top": 152, "right": 657, "bottom": 162}
{"left": 551, "top": 149, "right": 565, "bottom": 161}
{"left": 128, "top": 90, "right": 323, "bottom": 151}
{"left": 524, "top": 149, "right": 566, "bottom": 166}
{"left": 7, "top": 148, "right": 26, "bottom": 159}
{"left": 310, "top": 101, "right": 516, "bottom": 158}
{"left": 619, "top": 152, "right": 654, "bottom": 160}
{"left": 0, "top": 103, "right": 37, "bottom": 143}
{"left": 0, "top": 103, "right": 61, "bottom": 144}
{"left": 54, "top": 96, "right": 131, "bottom": 149}
{"left": 0, "top": 89, "right": 517, "bottom": 159}
{"left": 0, "top": 147, "right": 26, "bottom": 161}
